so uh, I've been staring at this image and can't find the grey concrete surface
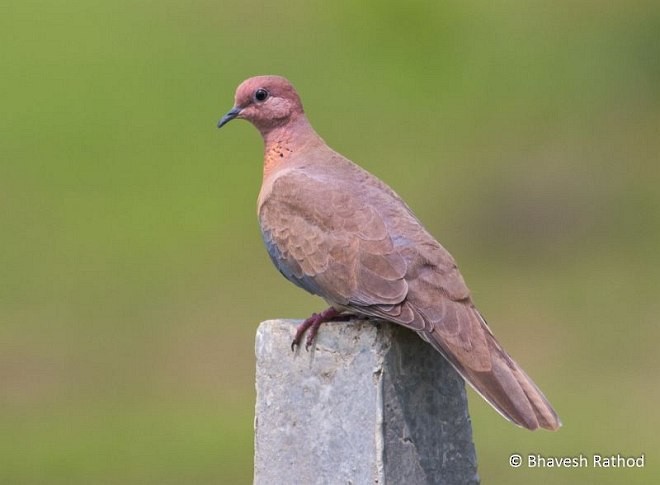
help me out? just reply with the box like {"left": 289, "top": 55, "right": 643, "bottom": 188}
{"left": 254, "top": 319, "right": 479, "bottom": 485}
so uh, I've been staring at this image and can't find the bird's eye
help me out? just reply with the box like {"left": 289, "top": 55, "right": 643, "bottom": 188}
{"left": 254, "top": 88, "right": 269, "bottom": 102}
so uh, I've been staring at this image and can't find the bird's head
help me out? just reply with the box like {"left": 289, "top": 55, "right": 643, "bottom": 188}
{"left": 218, "top": 75, "right": 304, "bottom": 134}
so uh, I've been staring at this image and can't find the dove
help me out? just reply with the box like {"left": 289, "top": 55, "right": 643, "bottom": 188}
{"left": 217, "top": 75, "right": 561, "bottom": 431}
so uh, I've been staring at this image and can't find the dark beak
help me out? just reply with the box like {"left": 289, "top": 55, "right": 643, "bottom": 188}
{"left": 217, "top": 106, "right": 242, "bottom": 128}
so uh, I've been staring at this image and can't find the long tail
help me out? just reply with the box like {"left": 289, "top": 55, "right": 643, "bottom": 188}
{"left": 421, "top": 315, "right": 561, "bottom": 431}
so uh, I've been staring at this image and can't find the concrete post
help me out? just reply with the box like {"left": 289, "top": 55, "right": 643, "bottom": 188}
{"left": 254, "top": 319, "right": 479, "bottom": 485}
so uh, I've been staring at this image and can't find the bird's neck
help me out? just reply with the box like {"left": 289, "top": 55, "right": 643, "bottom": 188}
{"left": 261, "top": 115, "right": 323, "bottom": 179}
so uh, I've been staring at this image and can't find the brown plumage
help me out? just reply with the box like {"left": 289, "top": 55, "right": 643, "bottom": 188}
{"left": 218, "top": 75, "right": 561, "bottom": 431}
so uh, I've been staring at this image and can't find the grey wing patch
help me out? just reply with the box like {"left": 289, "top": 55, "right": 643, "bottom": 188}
{"left": 261, "top": 225, "right": 324, "bottom": 296}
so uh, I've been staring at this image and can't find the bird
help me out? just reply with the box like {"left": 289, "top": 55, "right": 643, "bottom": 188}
{"left": 217, "top": 75, "right": 561, "bottom": 431}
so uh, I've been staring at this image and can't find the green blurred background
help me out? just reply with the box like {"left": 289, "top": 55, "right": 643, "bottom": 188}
{"left": 2, "top": 0, "right": 659, "bottom": 483}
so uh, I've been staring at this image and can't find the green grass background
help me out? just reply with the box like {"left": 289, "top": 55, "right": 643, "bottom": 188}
{"left": 2, "top": 0, "right": 659, "bottom": 483}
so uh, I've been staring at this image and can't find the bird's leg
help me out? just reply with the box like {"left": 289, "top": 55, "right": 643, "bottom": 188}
{"left": 291, "top": 307, "right": 341, "bottom": 351}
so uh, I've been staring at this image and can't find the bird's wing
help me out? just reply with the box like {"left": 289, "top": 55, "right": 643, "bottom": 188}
{"left": 259, "top": 168, "right": 411, "bottom": 309}
{"left": 259, "top": 167, "right": 470, "bottom": 327}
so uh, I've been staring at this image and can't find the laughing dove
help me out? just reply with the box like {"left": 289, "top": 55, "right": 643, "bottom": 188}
{"left": 218, "top": 75, "right": 561, "bottom": 431}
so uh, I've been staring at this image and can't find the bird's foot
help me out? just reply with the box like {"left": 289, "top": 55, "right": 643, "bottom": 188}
{"left": 291, "top": 307, "right": 343, "bottom": 351}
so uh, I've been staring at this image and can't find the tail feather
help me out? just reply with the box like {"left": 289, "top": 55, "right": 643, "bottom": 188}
{"left": 423, "top": 322, "right": 561, "bottom": 431}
